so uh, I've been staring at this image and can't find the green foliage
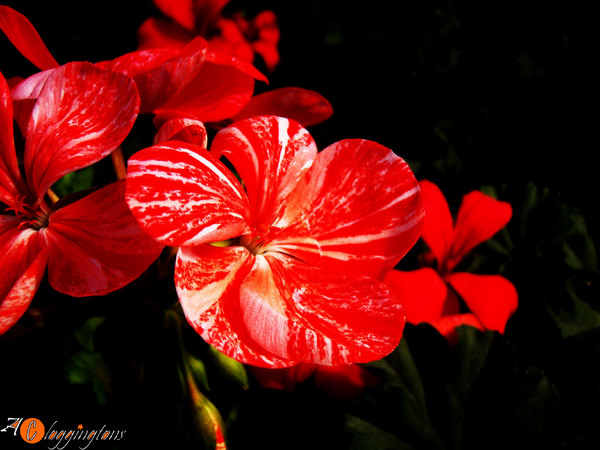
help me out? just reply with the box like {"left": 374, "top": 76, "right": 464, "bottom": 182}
{"left": 52, "top": 166, "right": 95, "bottom": 198}
{"left": 64, "top": 317, "right": 111, "bottom": 405}
{"left": 347, "top": 325, "right": 565, "bottom": 450}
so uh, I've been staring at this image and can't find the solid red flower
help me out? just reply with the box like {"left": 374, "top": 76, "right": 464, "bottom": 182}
{"left": 0, "top": 62, "right": 163, "bottom": 335}
{"left": 138, "top": 0, "right": 280, "bottom": 72}
{"left": 126, "top": 115, "right": 424, "bottom": 368}
{"left": 384, "top": 180, "right": 518, "bottom": 342}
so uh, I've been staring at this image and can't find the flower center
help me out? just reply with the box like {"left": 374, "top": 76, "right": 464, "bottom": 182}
{"left": 5, "top": 194, "right": 50, "bottom": 230}
{"left": 240, "top": 224, "right": 281, "bottom": 255}
{"left": 240, "top": 233, "right": 268, "bottom": 255}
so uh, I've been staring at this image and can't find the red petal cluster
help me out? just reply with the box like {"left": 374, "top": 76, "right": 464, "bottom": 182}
{"left": 2, "top": 4, "right": 517, "bottom": 368}
{"left": 126, "top": 116, "right": 424, "bottom": 367}
{"left": 385, "top": 180, "right": 518, "bottom": 342}
{"left": 0, "top": 5, "right": 331, "bottom": 129}
{"left": 138, "top": 0, "right": 280, "bottom": 73}
{"left": 0, "top": 64, "right": 162, "bottom": 335}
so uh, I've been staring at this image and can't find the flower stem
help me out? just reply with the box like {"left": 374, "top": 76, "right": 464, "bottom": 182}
{"left": 110, "top": 146, "right": 127, "bottom": 180}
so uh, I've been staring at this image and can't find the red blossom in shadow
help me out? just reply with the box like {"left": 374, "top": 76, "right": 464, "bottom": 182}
{"left": 0, "top": 64, "right": 163, "bottom": 335}
{"left": 250, "top": 363, "right": 379, "bottom": 400}
{"left": 384, "top": 180, "right": 518, "bottom": 344}
{"left": 125, "top": 115, "right": 424, "bottom": 368}
{"left": 138, "top": 0, "right": 280, "bottom": 73}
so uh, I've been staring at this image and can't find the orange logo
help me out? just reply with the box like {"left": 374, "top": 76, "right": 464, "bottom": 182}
{"left": 1, "top": 418, "right": 126, "bottom": 448}
{"left": 19, "top": 418, "right": 45, "bottom": 444}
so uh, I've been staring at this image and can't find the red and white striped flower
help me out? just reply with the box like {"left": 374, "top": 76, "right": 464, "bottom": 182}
{"left": 0, "top": 63, "right": 163, "bottom": 335}
{"left": 126, "top": 115, "right": 424, "bottom": 368}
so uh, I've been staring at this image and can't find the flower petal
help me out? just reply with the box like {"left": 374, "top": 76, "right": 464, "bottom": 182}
{"left": 175, "top": 244, "right": 291, "bottom": 367}
{"left": 10, "top": 69, "right": 54, "bottom": 137}
{"left": 0, "top": 5, "right": 59, "bottom": 70}
{"left": 430, "top": 313, "right": 484, "bottom": 345}
{"left": 42, "top": 180, "right": 163, "bottom": 297}
{"left": 0, "top": 219, "right": 47, "bottom": 335}
{"left": 211, "top": 116, "right": 317, "bottom": 229}
{"left": 243, "top": 252, "right": 405, "bottom": 366}
{"left": 208, "top": 19, "right": 255, "bottom": 64}
{"left": 445, "top": 272, "right": 518, "bottom": 333}
{"left": 269, "top": 139, "right": 424, "bottom": 279}
{"left": 153, "top": 0, "right": 196, "bottom": 31}
{"left": 0, "top": 71, "right": 23, "bottom": 205}
{"left": 383, "top": 268, "right": 448, "bottom": 325}
{"left": 155, "top": 56, "right": 259, "bottom": 123}
{"left": 205, "top": 49, "right": 268, "bottom": 83}
{"left": 249, "top": 364, "right": 317, "bottom": 391}
{"left": 137, "top": 17, "right": 193, "bottom": 50}
{"left": 98, "top": 36, "right": 207, "bottom": 113}
{"left": 446, "top": 190, "right": 512, "bottom": 271}
{"left": 126, "top": 142, "right": 250, "bottom": 247}
{"left": 233, "top": 87, "right": 333, "bottom": 127}
{"left": 10, "top": 69, "right": 54, "bottom": 102}
{"left": 250, "top": 11, "right": 280, "bottom": 72}
{"left": 153, "top": 116, "right": 207, "bottom": 147}
{"left": 419, "top": 180, "right": 454, "bottom": 268}
{"left": 177, "top": 246, "right": 404, "bottom": 368}
{"left": 24, "top": 62, "right": 140, "bottom": 200}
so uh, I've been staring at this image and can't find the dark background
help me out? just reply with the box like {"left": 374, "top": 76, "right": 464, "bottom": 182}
{"left": 1, "top": 1, "right": 597, "bottom": 449}
{"left": 1, "top": 0, "right": 593, "bottom": 202}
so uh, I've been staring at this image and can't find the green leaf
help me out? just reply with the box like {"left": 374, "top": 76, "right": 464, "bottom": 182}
{"left": 350, "top": 326, "right": 447, "bottom": 450}
{"left": 52, "top": 166, "right": 95, "bottom": 198}
{"left": 344, "top": 414, "right": 415, "bottom": 450}
{"left": 453, "top": 326, "right": 495, "bottom": 393}
{"left": 73, "top": 316, "right": 104, "bottom": 351}
{"left": 207, "top": 345, "right": 249, "bottom": 390}
{"left": 66, "top": 350, "right": 111, "bottom": 405}
{"left": 64, "top": 317, "right": 111, "bottom": 405}
{"left": 346, "top": 325, "right": 567, "bottom": 449}
{"left": 510, "top": 367, "right": 561, "bottom": 433}
{"left": 558, "top": 209, "right": 598, "bottom": 271}
{"left": 186, "top": 353, "right": 210, "bottom": 392}
{"left": 546, "top": 277, "right": 600, "bottom": 338}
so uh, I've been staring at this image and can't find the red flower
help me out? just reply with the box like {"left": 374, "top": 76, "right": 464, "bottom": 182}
{"left": 138, "top": 0, "right": 280, "bottom": 72}
{"left": 384, "top": 180, "right": 518, "bottom": 342}
{"left": 1, "top": 5, "right": 330, "bottom": 128}
{"left": 0, "top": 6, "right": 260, "bottom": 122}
{"left": 0, "top": 63, "right": 163, "bottom": 335}
{"left": 250, "top": 363, "right": 379, "bottom": 400}
{"left": 126, "top": 115, "right": 424, "bottom": 368}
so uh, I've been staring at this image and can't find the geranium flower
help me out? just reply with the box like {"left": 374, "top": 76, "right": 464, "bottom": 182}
{"left": 0, "top": 6, "right": 257, "bottom": 120}
{"left": 138, "top": 0, "right": 280, "bottom": 72}
{"left": 0, "top": 62, "right": 163, "bottom": 335}
{"left": 250, "top": 363, "right": 379, "bottom": 399}
{"left": 125, "top": 115, "right": 424, "bottom": 368}
{"left": 384, "top": 180, "right": 518, "bottom": 341}
{"left": 1, "top": 5, "right": 330, "bottom": 129}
